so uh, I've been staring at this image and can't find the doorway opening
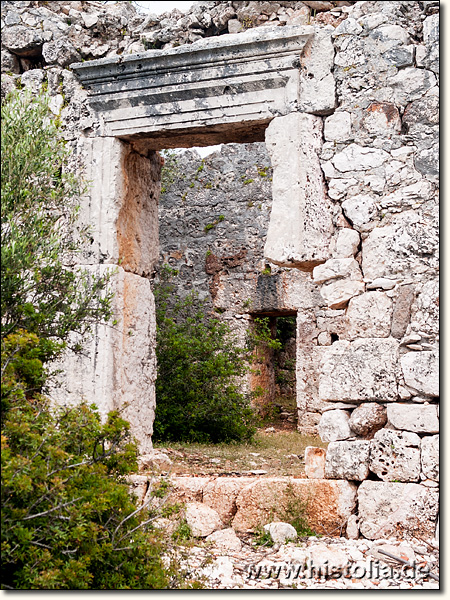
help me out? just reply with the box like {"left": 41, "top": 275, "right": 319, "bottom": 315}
{"left": 249, "top": 312, "right": 297, "bottom": 426}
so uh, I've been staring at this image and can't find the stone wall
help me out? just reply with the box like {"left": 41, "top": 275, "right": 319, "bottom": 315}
{"left": 1, "top": 0, "right": 439, "bottom": 540}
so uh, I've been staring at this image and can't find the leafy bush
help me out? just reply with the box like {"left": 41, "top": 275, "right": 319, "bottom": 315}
{"left": 0, "top": 91, "right": 174, "bottom": 589}
{"left": 153, "top": 267, "right": 257, "bottom": 444}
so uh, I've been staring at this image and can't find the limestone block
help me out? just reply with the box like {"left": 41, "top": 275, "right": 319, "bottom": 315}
{"left": 76, "top": 137, "right": 160, "bottom": 276}
{"left": 42, "top": 39, "right": 81, "bottom": 67}
{"left": 348, "top": 403, "right": 387, "bottom": 438}
{"left": 325, "top": 441, "right": 370, "bottom": 481}
{"left": 264, "top": 522, "right": 297, "bottom": 544}
{"left": 421, "top": 14, "right": 439, "bottom": 75}
{"left": 357, "top": 481, "right": 439, "bottom": 540}
{"left": 317, "top": 410, "right": 352, "bottom": 442}
{"left": 264, "top": 113, "right": 334, "bottom": 269}
{"left": 1, "top": 49, "right": 20, "bottom": 74}
{"left": 169, "top": 477, "right": 212, "bottom": 504}
{"left": 2, "top": 25, "right": 49, "bottom": 57}
{"left": 185, "top": 502, "right": 223, "bottom": 537}
{"left": 387, "top": 404, "right": 439, "bottom": 434}
{"left": 400, "top": 351, "right": 439, "bottom": 397}
{"left": 388, "top": 67, "right": 437, "bottom": 105}
{"left": 379, "top": 181, "right": 435, "bottom": 212}
{"left": 333, "top": 17, "right": 363, "bottom": 36}
{"left": 313, "top": 258, "right": 361, "bottom": 284}
{"left": 332, "top": 144, "right": 389, "bottom": 172}
{"left": 370, "top": 24, "right": 410, "bottom": 46}
{"left": 362, "top": 103, "right": 401, "bottom": 136}
{"left": 324, "top": 111, "right": 352, "bottom": 142}
{"left": 410, "top": 279, "right": 439, "bottom": 337}
{"left": 138, "top": 451, "right": 172, "bottom": 472}
{"left": 82, "top": 12, "right": 99, "bottom": 28}
{"left": 421, "top": 435, "right": 439, "bottom": 482}
{"left": 205, "top": 528, "right": 242, "bottom": 551}
{"left": 403, "top": 94, "right": 439, "bottom": 132}
{"left": 0, "top": 74, "right": 15, "bottom": 99}
{"left": 369, "top": 429, "right": 421, "bottom": 482}
{"left": 342, "top": 194, "right": 376, "bottom": 228}
{"left": 391, "top": 284, "right": 415, "bottom": 339}
{"left": 20, "top": 69, "right": 45, "bottom": 94}
{"left": 362, "top": 212, "right": 439, "bottom": 281}
{"left": 203, "top": 478, "right": 255, "bottom": 525}
{"left": 319, "top": 339, "right": 398, "bottom": 403}
{"left": 48, "top": 266, "right": 157, "bottom": 453}
{"left": 305, "top": 447, "right": 326, "bottom": 479}
{"left": 232, "top": 478, "right": 357, "bottom": 534}
{"left": 327, "top": 177, "right": 358, "bottom": 200}
{"left": 346, "top": 514, "right": 359, "bottom": 540}
{"left": 333, "top": 229, "right": 360, "bottom": 258}
{"left": 344, "top": 292, "right": 392, "bottom": 339}
{"left": 298, "top": 26, "right": 336, "bottom": 115}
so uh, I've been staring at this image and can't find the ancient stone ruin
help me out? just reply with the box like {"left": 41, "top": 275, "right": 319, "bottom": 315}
{"left": 1, "top": 0, "right": 439, "bottom": 543}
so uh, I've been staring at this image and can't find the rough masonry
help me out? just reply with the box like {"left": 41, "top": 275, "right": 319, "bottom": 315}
{"left": 1, "top": 0, "right": 439, "bottom": 541}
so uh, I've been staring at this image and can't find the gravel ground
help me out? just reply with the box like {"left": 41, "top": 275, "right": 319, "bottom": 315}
{"left": 169, "top": 534, "right": 439, "bottom": 590}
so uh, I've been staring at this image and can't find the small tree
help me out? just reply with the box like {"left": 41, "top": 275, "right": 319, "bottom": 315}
{"left": 153, "top": 267, "right": 257, "bottom": 444}
{"left": 0, "top": 92, "right": 174, "bottom": 589}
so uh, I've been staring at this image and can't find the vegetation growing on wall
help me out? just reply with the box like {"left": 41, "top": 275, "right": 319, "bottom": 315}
{"left": 0, "top": 92, "right": 174, "bottom": 590}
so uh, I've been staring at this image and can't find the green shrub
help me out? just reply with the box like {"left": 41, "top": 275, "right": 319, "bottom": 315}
{"left": 153, "top": 267, "right": 257, "bottom": 444}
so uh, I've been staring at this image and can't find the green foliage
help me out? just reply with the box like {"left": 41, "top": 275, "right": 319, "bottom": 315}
{"left": 203, "top": 215, "right": 225, "bottom": 233}
{"left": 253, "top": 526, "right": 274, "bottom": 547}
{"left": 1, "top": 396, "right": 171, "bottom": 589}
{"left": 248, "top": 318, "right": 282, "bottom": 355}
{"left": 1, "top": 91, "right": 113, "bottom": 353}
{"left": 0, "top": 92, "right": 173, "bottom": 589}
{"left": 160, "top": 149, "right": 180, "bottom": 194}
{"left": 172, "top": 519, "right": 192, "bottom": 542}
{"left": 153, "top": 266, "right": 257, "bottom": 444}
{"left": 280, "top": 485, "right": 316, "bottom": 538}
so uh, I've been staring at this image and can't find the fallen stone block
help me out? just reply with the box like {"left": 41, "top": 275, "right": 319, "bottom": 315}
{"left": 264, "top": 522, "right": 297, "bottom": 544}
{"left": 185, "top": 502, "right": 223, "bottom": 537}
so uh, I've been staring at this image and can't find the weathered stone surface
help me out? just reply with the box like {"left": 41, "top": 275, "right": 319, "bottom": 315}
{"left": 42, "top": 39, "right": 81, "bottom": 66}
{"left": 387, "top": 403, "right": 439, "bottom": 434}
{"left": 370, "top": 543, "right": 416, "bottom": 565}
{"left": 305, "top": 447, "right": 326, "bottom": 479}
{"left": 346, "top": 514, "right": 359, "bottom": 540}
{"left": 205, "top": 528, "right": 242, "bottom": 551}
{"left": 388, "top": 68, "right": 436, "bottom": 104}
{"left": 400, "top": 351, "right": 439, "bottom": 397}
{"left": 362, "top": 212, "right": 438, "bottom": 281}
{"left": 342, "top": 194, "right": 376, "bottom": 228}
{"left": 332, "top": 229, "right": 360, "bottom": 258}
{"left": 313, "top": 258, "right": 364, "bottom": 309}
{"left": 2, "top": 25, "right": 49, "bottom": 57}
{"left": 49, "top": 266, "right": 157, "bottom": 453}
{"left": 324, "top": 111, "right": 352, "bottom": 143}
{"left": 264, "top": 112, "right": 333, "bottom": 269}
{"left": 319, "top": 338, "right": 398, "bottom": 402}
{"left": 332, "top": 144, "right": 389, "bottom": 172}
{"left": 325, "top": 441, "right": 370, "bottom": 481}
{"left": 369, "top": 429, "right": 421, "bottom": 482}
{"left": 362, "top": 102, "right": 401, "bottom": 136}
{"left": 72, "top": 25, "right": 315, "bottom": 144}
{"left": 169, "top": 477, "right": 212, "bottom": 504}
{"left": 0, "top": 74, "right": 16, "bottom": 99}
{"left": 420, "top": 14, "right": 439, "bottom": 74}
{"left": 76, "top": 137, "right": 160, "bottom": 276}
{"left": 349, "top": 403, "right": 387, "bottom": 438}
{"left": 358, "top": 481, "right": 439, "bottom": 540}
{"left": 391, "top": 284, "right": 415, "bottom": 339}
{"left": 1, "top": 48, "right": 20, "bottom": 74}
{"left": 410, "top": 279, "right": 439, "bottom": 337}
{"left": 232, "top": 478, "right": 357, "bottom": 534}
{"left": 318, "top": 410, "right": 352, "bottom": 442}
{"left": 138, "top": 451, "right": 172, "bottom": 472}
{"left": 298, "top": 26, "right": 336, "bottom": 115}
{"left": 203, "top": 478, "right": 255, "bottom": 525}
{"left": 344, "top": 292, "right": 392, "bottom": 339}
{"left": 264, "top": 522, "right": 297, "bottom": 544}
{"left": 421, "top": 435, "right": 439, "bottom": 482}
{"left": 20, "top": 68, "right": 45, "bottom": 93}
{"left": 309, "top": 543, "right": 350, "bottom": 570}
{"left": 185, "top": 502, "right": 223, "bottom": 537}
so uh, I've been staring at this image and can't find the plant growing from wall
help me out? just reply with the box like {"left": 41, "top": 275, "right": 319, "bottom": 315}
{"left": 153, "top": 266, "right": 257, "bottom": 444}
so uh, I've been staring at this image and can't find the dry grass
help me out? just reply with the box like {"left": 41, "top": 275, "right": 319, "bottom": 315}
{"left": 154, "top": 429, "right": 328, "bottom": 477}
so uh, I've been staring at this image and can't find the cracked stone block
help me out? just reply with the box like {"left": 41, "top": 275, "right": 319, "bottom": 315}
{"left": 421, "top": 435, "right": 439, "bottom": 482}
{"left": 349, "top": 402, "right": 387, "bottom": 438}
{"left": 400, "top": 350, "right": 439, "bottom": 397}
{"left": 318, "top": 410, "right": 352, "bottom": 442}
{"left": 387, "top": 403, "right": 439, "bottom": 434}
{"left": 319, "top": 338, "right": 398, "bottom": 403}
{"left": 369, "top": 429, "right": 421, "bottom": 482}
{"left": 345, "top": 292, "right": 392, "bottom": 339}
{"left": 358, "top": 481, "right": 439, "bottom": 540}
{"left": 325, "top": 441, "right": 370, "bottom": 481}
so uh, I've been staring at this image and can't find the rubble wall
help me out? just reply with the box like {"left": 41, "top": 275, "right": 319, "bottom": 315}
{"left": 1, "top": 0, "right": 439, "bottom": 540}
